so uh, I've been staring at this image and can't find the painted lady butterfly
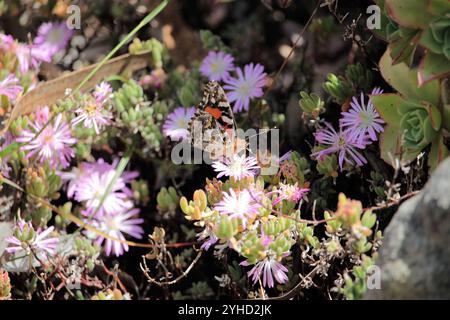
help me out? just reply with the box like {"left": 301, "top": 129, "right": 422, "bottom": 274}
{"left": 188, "top": 81, "right": 246, "bottom": 160}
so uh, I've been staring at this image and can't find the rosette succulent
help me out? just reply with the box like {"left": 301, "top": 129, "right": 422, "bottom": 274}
{"left": 371, "top": 50, "right": 449, "bottom": 170}
{"left": 374, "top": 0, "right": 450, "bottom": 85}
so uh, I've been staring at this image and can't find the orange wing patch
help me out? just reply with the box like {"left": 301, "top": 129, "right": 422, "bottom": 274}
{"left": 205, "top": 106, "right": 222, "bottom": 120}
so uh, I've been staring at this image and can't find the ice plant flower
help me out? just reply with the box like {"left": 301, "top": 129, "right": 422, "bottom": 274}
{"left": 73, "top": 158, "right": 138, "bottom": 217}
{"left": 200, "top": 51, "right": 235, "bottom": 81}
{"left": 34, "top": 21, "right": 73, "bottom": 57}
{"left": 214, "top": 188, "right": 261, "bottom": 228}
{"left": 197, "top": 228, "right": 218, "bottom": 251}
{"left": 86, "top": 208, "right": 144, "bottom": 257}
{"left": 242, "top": 256, "right": 289, "bottom": 288}
{"left": 16, "top": 108, "right": 76, "bottom": 169}
{"left": 311, "top": 122, "right": 367, "bottom": 171}
{"left": 92, "top": 82, "right": 113, "bottom": 103}
{"left": 273, "top": 182, "right": 309, "bottom": 205}
{"left": 0, "top": 74, "right": 23, "bottom": 100}
{"left": 72, "top": 85, "right": 112, "bottom": 134}
{"left": 162, "top": 106, "right": 196, "bottom": 141}
{"left": 5, "top": 220, "right": 59, "bottom": 259}
{"left": 340, "top": 88, "right": 385, "bottom": 143}
{"left": 0, "top": 133, "right": 14, "bottom": 177}
{"left": 223, "top": 63, "right": 267, "bottom": 112}
{"left": 212, "top": 154, "right": 259, "bottom": 180}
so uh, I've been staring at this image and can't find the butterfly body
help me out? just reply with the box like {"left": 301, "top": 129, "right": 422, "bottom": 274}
{"left": 188, "top": 81, "right": 245, "bottom": 160}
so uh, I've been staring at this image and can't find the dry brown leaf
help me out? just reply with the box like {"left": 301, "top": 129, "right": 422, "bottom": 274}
{"left": 2, "top": 51, "right": 152, "bottom": 136}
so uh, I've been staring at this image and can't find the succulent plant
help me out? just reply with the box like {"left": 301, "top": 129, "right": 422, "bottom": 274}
{"left": 371, "top": 50, "right": 449, "bottom": 170}
{"left": 374, "top": 0, "right": 450, "bottom": 85}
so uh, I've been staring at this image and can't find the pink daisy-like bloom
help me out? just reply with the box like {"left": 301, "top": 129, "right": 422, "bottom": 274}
{"left": 340, "top": 88, "right": 385, "bottom": 143}
{"left": 34, "top": 22, "right": 73, "bottom": 57}
{"left": 73, "top": 158, "right": 138, "bottom": 218}
{"left": 200, "top": 51, "right": 235, "bottom": 82}
{"left": 5, "top": 220, "right": 59, "bottom": 258}
{"left": 0, "top": 132, "right": 14, "bottom": 177}
{"left": 86, "top": 208, "right": 144, "bottom": 257}
{"left": 214, "top": 188, "right": 261, "bottom": 228}
{"left": 72, "top": 99, "right": 111, "bottom": 134}
{"left": 16, "top": 107, "right": 76, "bottom": 169}
{"left": 0, "top": 74, "right": 23, "bottom": 100}
{"left": 223, "top": 63, "right": 267, "bottom": 112}
{"left": 241, "top": 256, "right": 289, "bottom": 288}
{"left": 93, "top": 82, "right": 113, "bottom": 104}
{"left": 162, "top": 107, "right": 196, "bottom": 141}
{"left": 212, "top": 154, "right": 259, "bottom": 180}
{"left": 311, "top": 122, "right": 367, "bottom": 171}
{"left": 14, "top": 42, "right": 52, "bottom": 74}
{"left": 273, "top": 182, "right": 309, "bottom": 205}
{"left": 197, "top": 228, "right": 218, "bottom": 251}
{"left": 1, "top": 33, "right": 50, "bottom": 73}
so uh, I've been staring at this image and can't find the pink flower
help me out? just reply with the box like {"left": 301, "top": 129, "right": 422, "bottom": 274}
{"left": 86, "top": 208, "right": 144, "bottom": 257}
{"left": 340, "top": 88, "right": 385, "bottom": 143}
{"left": 34, "top": 22, "right": 73, "bottom": 57}
{"left": 162, "top": 107, "right": 196, "bottom": 141}
{"left": 214, "top": 188, "right": 261, "bottom": 228}
{"left": 212, "top": 154, "right": 259, "bottom": 180}
{"left": 223, "top": 63, "right": 267, "bottom": 112}
{"left": 200, "top": 51, "right": 235, "bottom": 81}
{"left": 311, "top": 122, "right": 367, "bottom": 171}
{"left": 16, "top": 107, "right": 76, "bottom": 169}
{"left": 273, "top": 182, "right": 309, "bottom": 205}
{"left": 241, "top": 257, "right": 289, "bottom": 288}
{"left": 92, "top": 82, "right": 112, "bottom": 104}
{"left": 5, "top": 220, "right": 59, "bottom": 258}
{"left": 71, "top": 158, "right": 138, "bottom": 217}
{"left": 72, "top": 85, "right": 112, "bottom": 134}
{"left": 0, "top": 74, "right": 23, "bottom": 100}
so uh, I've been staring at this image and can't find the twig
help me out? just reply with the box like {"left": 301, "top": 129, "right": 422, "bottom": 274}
{"left": 140, "top": 250, "right": 202, "bottom": 287}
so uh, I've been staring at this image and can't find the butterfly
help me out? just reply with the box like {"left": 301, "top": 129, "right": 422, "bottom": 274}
{"left": 188, "top": 81, "right": 246, "bottom": 160}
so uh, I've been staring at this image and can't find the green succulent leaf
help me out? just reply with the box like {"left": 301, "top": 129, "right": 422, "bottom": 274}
{"left": 418, "top": 51, "right": 450, "bottom": 86}
{"left": 385, "top": 0, "right": 436, "bottom": 29}
{"left": 387, "top": 28, "right": 419, "bottom": 65}
{"left": 429, "top": 134, "right": 450, "bottom": 170}
{"left": 379, "top": 49, "right": 440, "bottom": 104}
{"left": 419, "top": 17, "right": 450, "bottom": 59}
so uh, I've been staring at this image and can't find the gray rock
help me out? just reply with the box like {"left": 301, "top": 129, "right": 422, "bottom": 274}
{"left": 364, "top": 157, "right": 450, "bottom": 300}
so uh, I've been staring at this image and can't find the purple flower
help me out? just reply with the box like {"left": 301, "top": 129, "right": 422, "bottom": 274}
{"left": 0, "top": 74, "right": 23, "bottom": 101}
{"left": 34, "top": 22, "right": 73, "bottom": 57}
{"left": 214, "top": 188, "right": 261, "bottom": 228}
{"left": 0, "top": 133, "right": 14, "bottom": 177}
{"left": 200, "top": 51, "right": 235, "bottom": 81}
{"left": 212, "top": 154, "right": 259, "bottom": 180}
{"left": 93, "top": 82, "right": 113, "bottom": 104}
{"left": 5, "top": 220, "right": 59, "bottom": 258}
{"left": 197, "top": 228, "right": 218, "bottom": 251}
{"left": 340, "top": 88, "right": 385, "bottom": 143}
{"left": 311, "top": 122, "right": 367, "bottom": 171}
{"left": 72, "top": 84, "right": 112, "bottom": 134}
{"left": 273, "top": 182, "right": 309, "bottom": 205}
{"left": 223, "top": 63, "right": 267, "bottom": 112}
{"left": 242, "top": 257, "right": 289, "bottom": 288}
{"left": 72, "top": 158, "right": 138, "bottom": 217}
{"left": 86, "top": 208, "right": 144, "bottom": 257}
{"left": 16, "top": 107, "right": 76, "bottom": 169}
{"left": 162, "top": 107, "right": 196, "bottom": 141}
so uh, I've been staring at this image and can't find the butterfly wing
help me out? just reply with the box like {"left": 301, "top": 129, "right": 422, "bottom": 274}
{"left": 188, "top": 81, "right": 236, "bottom": 148}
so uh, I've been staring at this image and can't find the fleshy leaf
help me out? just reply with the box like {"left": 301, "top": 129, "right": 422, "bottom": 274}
{"left": 379, "top": 49, "right": 440, "bottom": 104}
{"left": 429, "top": 134, "right": 450, "bottom": 171}
{"left": 427, "top": 0, "right": 450, "bottom": 16}
{"left": 385, "top": 0, "right": 435, "bottom": 29}
{"left": 418, "top": 51, "right": 450, "bottom": 86}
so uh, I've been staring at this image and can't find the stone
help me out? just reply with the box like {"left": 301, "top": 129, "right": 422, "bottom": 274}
{"left": 364, "top": 157, "right": 450, "bottom": 299}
